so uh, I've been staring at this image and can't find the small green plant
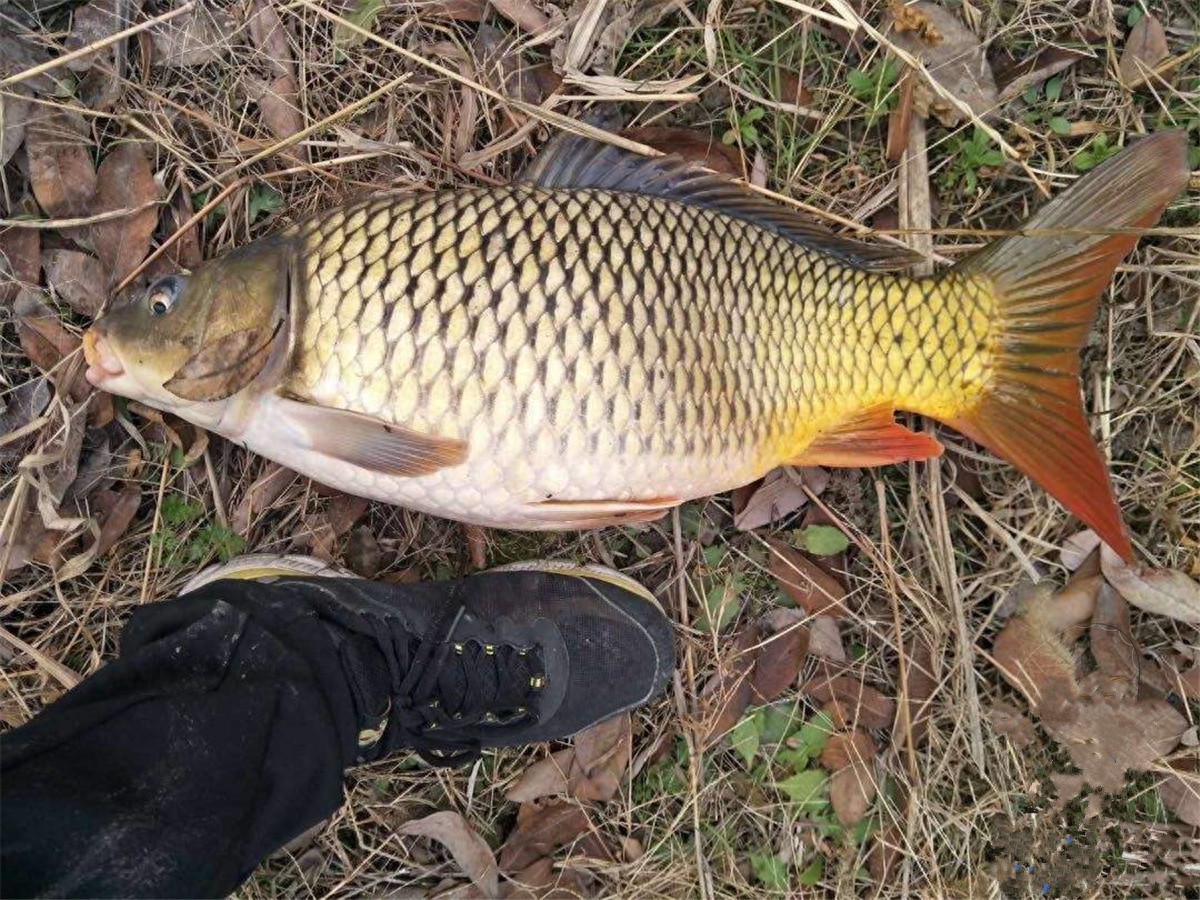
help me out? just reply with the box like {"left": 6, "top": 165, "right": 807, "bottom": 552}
{"left": 723, "top": 106, "right": 767, "bottom": 147}
{"left": 152, "top": 494, "right": 246, "bottom": 566}
{"left": 940, "top": 127, "right": 1006, "bottom": 194}
{"left": 750, "top": 852, "right": 789, "bottom": 890}
{"left": 793, "top": 524, "right": 848, "bottom": 556}
{"left": 248, "top": 184, "right": 284, "bottom": 224}
{"left": 1022, "top": 75, "right": 1072, "bottom": 136}
{"left": 847, "top": 58, "right": 899, "bottom": 123}
{"left": 1071, "top": 133, "right": 1121, "bottom": 172}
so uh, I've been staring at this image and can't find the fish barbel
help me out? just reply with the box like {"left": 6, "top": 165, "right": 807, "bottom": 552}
{"left": 84, "top": 132, "right": 1190, "bottom": 555}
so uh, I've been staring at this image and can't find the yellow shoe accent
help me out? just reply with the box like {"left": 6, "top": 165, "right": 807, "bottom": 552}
{"left": 180, "top": 554, "right": 358, "bottom": 594}
{"left": 487, "top": 559, "right": 656, "bottom": 604}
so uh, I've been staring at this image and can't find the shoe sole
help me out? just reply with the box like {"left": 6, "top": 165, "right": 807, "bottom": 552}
{"left": 487, "top": 559, "right": 657, "bottom": 605}
{"left": 180, "top": 553, "right": 358, "bottom": 594}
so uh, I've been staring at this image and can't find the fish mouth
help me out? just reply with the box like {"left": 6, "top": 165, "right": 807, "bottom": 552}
{"left": 83, "top": 328, "right": 125, "bottom": 386}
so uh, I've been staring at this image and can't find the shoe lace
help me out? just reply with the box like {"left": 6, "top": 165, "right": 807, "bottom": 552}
{"left": 357, "top": 605, "right": 543, "bottom": 767}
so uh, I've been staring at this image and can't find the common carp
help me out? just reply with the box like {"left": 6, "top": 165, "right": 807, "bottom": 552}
{"left": 83, "top": 130, "right": 1190, "bottom": 555}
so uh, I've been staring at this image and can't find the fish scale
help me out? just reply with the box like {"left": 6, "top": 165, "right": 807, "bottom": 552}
{"left": 280, "top": 185, "right": 989, "bottom": 522}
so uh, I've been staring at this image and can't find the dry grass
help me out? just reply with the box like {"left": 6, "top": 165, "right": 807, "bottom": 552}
{"left": 2, "top": 0, "right": 1198, "bottom": 896}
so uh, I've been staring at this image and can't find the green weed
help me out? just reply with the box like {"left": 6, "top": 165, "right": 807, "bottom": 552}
{"left": 152, "top": 494, "right": 246, "bottom": 566}
{"left": 939, "top": 127, "right": 1006, "bottom": 194}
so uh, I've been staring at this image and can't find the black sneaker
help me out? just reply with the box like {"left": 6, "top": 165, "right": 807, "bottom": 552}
{"left": 184, "top": 556, "right": 674, "bottom": 767}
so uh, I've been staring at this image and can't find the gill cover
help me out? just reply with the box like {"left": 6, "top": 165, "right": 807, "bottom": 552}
{"left": 163, "top": 238, "right": 292, "bottom": 401}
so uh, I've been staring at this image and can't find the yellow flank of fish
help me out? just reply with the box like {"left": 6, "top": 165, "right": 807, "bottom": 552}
{"left": 285, "top": 188, "right": 994, "bottom": 488}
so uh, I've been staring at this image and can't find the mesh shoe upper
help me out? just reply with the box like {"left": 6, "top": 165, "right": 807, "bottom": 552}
{"left": 240, "top": 565, "right": 673, "bottom": 767}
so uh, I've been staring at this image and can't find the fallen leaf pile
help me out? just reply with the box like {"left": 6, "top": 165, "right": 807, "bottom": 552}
{"left": 0, "top": 29, "right": 196, "bottom": 582}
{"left": 990, "top": 537, "right": 1200, "bottom": 824}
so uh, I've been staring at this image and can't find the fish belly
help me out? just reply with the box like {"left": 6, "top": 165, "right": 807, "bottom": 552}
{"left": 240, "top": 395, "right": 757, "bottom": 527}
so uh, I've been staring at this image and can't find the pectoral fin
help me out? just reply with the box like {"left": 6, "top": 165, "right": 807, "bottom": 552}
{"left": 789, "top": 404, "right": 943, "bottom": 467}
{"left": 275, "top": 397, "right": 467, "bottom": 477}
{"left": 523, "top": 496, "right": 679, "bottom": 529}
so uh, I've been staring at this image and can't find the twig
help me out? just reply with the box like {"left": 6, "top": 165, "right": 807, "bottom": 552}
{"left": 671, "top": 508, "right": 713, "bottom": 900}
{"left": 0, "top": 201, "right": 161, "bottom": 229}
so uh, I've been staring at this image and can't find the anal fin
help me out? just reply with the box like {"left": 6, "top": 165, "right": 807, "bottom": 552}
{"left": 274, "top": 397, "right": 467, "bottom": 477}
{"left": 523, "top": 496, "right": 679, "bottom": 529}
{"left": 789, "top": 404, "right": 944, "bottom": 467}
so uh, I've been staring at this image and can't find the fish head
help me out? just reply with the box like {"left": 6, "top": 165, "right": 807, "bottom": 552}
{"left": 84, "top": 240, "right": 290, "bottom": 415}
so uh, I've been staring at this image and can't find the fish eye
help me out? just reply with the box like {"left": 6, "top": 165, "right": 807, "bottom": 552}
{"left": 146, "top": 276, "right": 181, "bottom": 316}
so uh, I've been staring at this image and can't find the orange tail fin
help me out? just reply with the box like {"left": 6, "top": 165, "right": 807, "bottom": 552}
{"left": 947, "top": 132, "right": 1189, "bottom": 561}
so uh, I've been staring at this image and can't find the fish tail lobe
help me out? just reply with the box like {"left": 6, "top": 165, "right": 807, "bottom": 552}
{"left": 946, "top": 131, "right": 1189, "bottom": 561}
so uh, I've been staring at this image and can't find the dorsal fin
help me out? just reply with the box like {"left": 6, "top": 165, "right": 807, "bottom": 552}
{"left": 518, "top": 133, "right": 921, "bottom": 271}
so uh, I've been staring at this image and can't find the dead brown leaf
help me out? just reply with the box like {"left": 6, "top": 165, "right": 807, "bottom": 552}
{"left": 162, "top": 187, "right": 204, "bottom": 271}
{"left": 618, "top": 127, "right": 743, "bottom": 176}
{"left": 90, "top": 143, "right": 159, "bottom": 287}
{"left": 1, "top": 93, "right": 31, "bottom": 167}
{"left": 885, "top": 1, "right": 999, "bottom": 126}
{"left": 1049, "top": 773, "right": 1102, "bottom": 818}
{"left": 830, "top": 757, "right": 875, "bottom": 827}
{"left": 767, "top": 537, "right": 848, "bottom": 618}
{"left": 1159, "top": 755, "right": 1200, "bottom": 827}
{"left": 398, "top": 810, "right": 499, "bottom": 897}
{"left": 1119, "top": 13, "right": 1169, "bottom": 88}
{"left": 569, "top": 713, "right": 631, "bottom": 802}
{"left": 698, "top": 627, "right": 758, "bottom": 745}
{"left": 25, "top": 109, "right": 98, "bottom": 219}
{"left": 1090, "top": 581, "right": 1139, "bottom": 689}
{"left": 990, "top": 701, "right": 1037, "bottom": 748}
{"left": 818, "top": 729, "right": 877, "bottom": 770}
{"left": 802, "top": 675, "right": 894, "bottom": 731}
{"left": 43, "top": 250, "right": 106, "bottom": 317}
{"left": 996, "top": 45, "right": 1090, "bottom": 103}
{"left": 464, "top": 523, "right": 488, "bottom": 569}
{"left": 233, "top": 462, "right": 297, "bottom": 534}
{"left": 1, "top": 35, "right": 60, "bottom": 166}
{"left": 65, "top": 0, "right": 123, "bottom": 71}
{"left": 1048, "top": 694, "right": 1186, "bottom": 794}
{"left": 0, "top": 378, "right": 53, "bottom": 465}
{"left": 749, "top": 608, "right": 809, "bottom": 704}
{"left": 326, "top": 493, "right": 369, "bottom": 538}
{"left": 1044, "top": 574, "right": 1102, "bottom": 640}
{"left": 345, "top": 526, "right": 381, "bottom": 578}
{"left": 246, "top": 74, "right": 304, "bottom": 144}
{"left": 489, "top": 0, "right": 552, "bottom": 36}
{"left": 149, "top": 6, "right": 233, "bottom": 67}
{"left": 992, "top": 583, "right": 1085, "bottom": 725}
{"left": 734, "top": 467, "right": 828, "bottom": 531}
{"left": 807, "top": 615, "right": 846, "bottom": 662}
{"left": 428, "top": 0, "right": 486, "bottom": 21}
{"left": 1, "top": 225, "right": 41, "bottom": 305}
{"left": 775, "top": 68, "right": 815, "bottom": 110}
{"left": 1059, "top": 529, "right": 1100, "bottom": 572}
{"left": 244, "top": 0, "right": 305, "bottom": 150}
{"left": 14, "top": 292, "right": 89, "bottom": 401}
{"left": 507, "top": 748, "right": 573, "bottom": 803}
{"left": 498, "top": 800, "right": 611, "bottom": 874}
{"left": 1101, "top": 545, "right": 1200, "bottom": 624}
{"left": 867, "top": 823, "right": 905, "bottom": 883}
{"left": 894, "top": 633, "right": 936, "bottom": 749}
{"left": 506, "top": 715, "right": 632, "bottom": 804}
{"left": 886, "top": 71, "right": 916, "bottom": 162}
{"left": 92, "top": 485, "right": 141, "bottom": 557}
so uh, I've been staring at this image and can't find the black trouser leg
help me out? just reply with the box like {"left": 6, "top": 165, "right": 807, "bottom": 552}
{"left": 1, "top": 584, "right": 364, "bottom": 899}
